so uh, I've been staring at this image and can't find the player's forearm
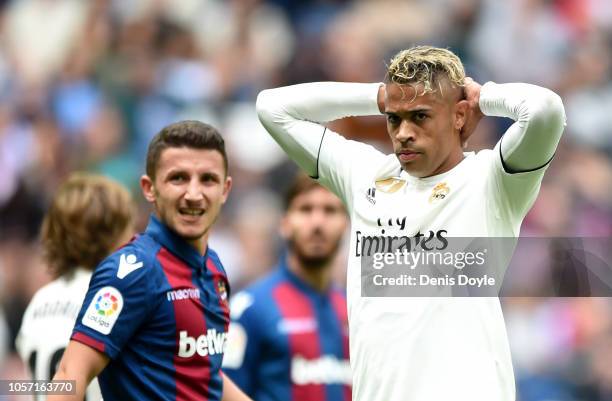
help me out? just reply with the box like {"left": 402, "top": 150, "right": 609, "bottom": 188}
{"left": 256, "top": 82, "right": 381, "bottom": 176}
{"left": 46, "top": 367, "right": 88, "bottom": 401}
{"left": 47, "top": 340, "right": 108, "bottom": 401}
{"left": 257, "top": 82, "right": 381, "bottom": 124}
{"left": 479, "top": 82, "right": 566, "bottom": 172}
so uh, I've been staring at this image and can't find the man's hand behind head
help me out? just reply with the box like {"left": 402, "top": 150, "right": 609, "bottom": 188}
{"left": 377, "top": 84, "right": 386, "bottom": 114}
{"left": 461, "top": 77, "right": 484, "bottom": 147}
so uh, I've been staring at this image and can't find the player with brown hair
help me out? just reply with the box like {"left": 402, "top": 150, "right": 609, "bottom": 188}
{"left": 48, "top": 121, "right": 251, "bottom": 401}
{"left": 17, "top": 173, "right": 136, "bottom": 401}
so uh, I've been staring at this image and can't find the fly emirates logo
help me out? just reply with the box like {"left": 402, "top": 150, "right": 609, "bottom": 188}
{"left": 178, "top": 329, "right": 227, "bottom": 358}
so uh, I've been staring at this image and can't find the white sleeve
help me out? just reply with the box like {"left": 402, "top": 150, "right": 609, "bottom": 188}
{"left": 480, "top": 82, "right": 566, "bottom": 172}
{"left": 256, "top": 82, "right": 387, "bottom": 205}
{"left": 15, "top": 300, "right": 33, "bottom": 364}
{"left": 480, "top": 82, "right": 566, "bottom": 223}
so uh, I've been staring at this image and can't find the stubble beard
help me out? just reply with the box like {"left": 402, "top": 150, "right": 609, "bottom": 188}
{"left": 158, "top": 206, "right": 213, "bottom": 242}
{"left": 288, "top": 236, "right": 341, "bottom": 271}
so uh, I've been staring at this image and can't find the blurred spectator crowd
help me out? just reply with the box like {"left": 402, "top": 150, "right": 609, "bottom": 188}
{"left": 0, "top": 0, "right": 610, "bottom": 400}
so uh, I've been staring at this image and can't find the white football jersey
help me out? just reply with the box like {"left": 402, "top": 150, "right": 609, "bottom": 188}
{"left": 16, "top": 268, "right": 102, "bottom": 401}
{"left": 257, "top": 80, "right": 565, "bottom": 401}
{"left": 316, "top": 137, "right": 543, "bottom": 401}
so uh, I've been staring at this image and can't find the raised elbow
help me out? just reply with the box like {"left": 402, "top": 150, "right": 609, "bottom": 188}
{"left": 255, "top": 89, "right": 280, "bottom": 125}
{"left": 543, "top": 90, "right": 566, "bottom": 126}
{"left": 526, "top": 89, "right": 567, "bottom": 136}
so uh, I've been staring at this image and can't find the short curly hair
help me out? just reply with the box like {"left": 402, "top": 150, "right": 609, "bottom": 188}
{"left": 387, "top": 46, "right": 465, "bottom": 97}
{"left": 41, "top": 173, "right": 135, "bottom": 278}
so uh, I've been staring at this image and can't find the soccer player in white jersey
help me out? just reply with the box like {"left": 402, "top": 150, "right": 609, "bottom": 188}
{"left": 16, "top": 173, "right": 135, "bottom": 401}
{"left": 255, "top": 46, "right": 566, "bottom": 401}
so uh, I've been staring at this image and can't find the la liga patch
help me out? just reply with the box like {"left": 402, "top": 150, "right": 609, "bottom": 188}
{"left": 82, "top": 286, "right": 124, "bottom": 335}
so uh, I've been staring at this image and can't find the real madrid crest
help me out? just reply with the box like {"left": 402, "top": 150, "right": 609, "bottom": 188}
{"left": 429, "top": 182, "right": 450, "bottom": 203}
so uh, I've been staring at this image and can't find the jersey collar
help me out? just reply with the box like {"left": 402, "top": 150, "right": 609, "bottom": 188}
{"left": 400, "top": 151, "right": 475, "bottom": 186}
{"left": 145, "top": 214, "right": 208, "bottom": 271}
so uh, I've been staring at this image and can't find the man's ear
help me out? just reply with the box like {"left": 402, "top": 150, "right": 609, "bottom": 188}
{"left": 221, "top": 176, "right": 233, "bottom": 204}
{"left": 140, "top": 175, "right": 156, "bottom": 203}
{"left": 454, "top": 99, "right": 469, "bottom": 132}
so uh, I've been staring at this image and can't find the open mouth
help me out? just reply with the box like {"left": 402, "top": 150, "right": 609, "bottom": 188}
{"left": 179, "top": 208, "right": 205, "bottom": 217}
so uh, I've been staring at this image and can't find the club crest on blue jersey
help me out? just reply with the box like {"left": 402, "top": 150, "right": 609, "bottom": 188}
{"left": 217, "top": 280, "right": 228, "bottom": 302}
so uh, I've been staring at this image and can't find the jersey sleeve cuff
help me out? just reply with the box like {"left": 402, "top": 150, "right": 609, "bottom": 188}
{"left": 71, "top": 330, "right": 120, "bottom": 359}
{"left": 365, "top": 83, "right": 384, "bottom": 115}
{"left": 478, "top": 81, "right": 505, "bottom": 117}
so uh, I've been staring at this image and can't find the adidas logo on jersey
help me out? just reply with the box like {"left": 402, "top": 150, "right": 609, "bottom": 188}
{"left": 178, "top": 329, "right": 227, "bottom": 358}
{"left": 365, "top": 187, "right": 376, "bottom": 205}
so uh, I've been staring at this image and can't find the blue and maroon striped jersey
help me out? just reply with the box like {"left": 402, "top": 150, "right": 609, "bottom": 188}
{"left": 72, "top": 215, "right": 230, "bottom": 401}
{"left": 223, "top": 260, "right": 351, "bottom": 401}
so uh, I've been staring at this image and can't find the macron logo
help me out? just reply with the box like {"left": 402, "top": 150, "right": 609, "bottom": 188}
{"left": 117, "top": 254, "right": 143, "bottom": 279}
{"left": 166, "top": 288, "right": 200, "bottom": 302}
{"left": 178, "top": 329, "right": 227, "bottom": 358}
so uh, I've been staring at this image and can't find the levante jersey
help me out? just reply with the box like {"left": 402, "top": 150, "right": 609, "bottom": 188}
{"left": 223, "top": 261, "right": 351, "bottom": 401}
{"left": 71, "top": 215, "right": 230, "bottom": 401}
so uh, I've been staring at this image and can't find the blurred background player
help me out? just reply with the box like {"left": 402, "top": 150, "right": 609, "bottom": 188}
{"left": 48, "top": 121, "right": 250, "bottom": 401}
{"left": 223, "top": 173, "right": 351, "bottom": 401}
{"left": 16, "top": 173, "right": 136, "bottom": 401}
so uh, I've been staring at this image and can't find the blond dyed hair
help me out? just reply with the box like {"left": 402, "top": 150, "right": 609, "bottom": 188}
{"left": 387, "top": 46, "right": 466, "bottom": 97}
{"left": 41, "top": 173, "right": 135, "bottom": 278}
